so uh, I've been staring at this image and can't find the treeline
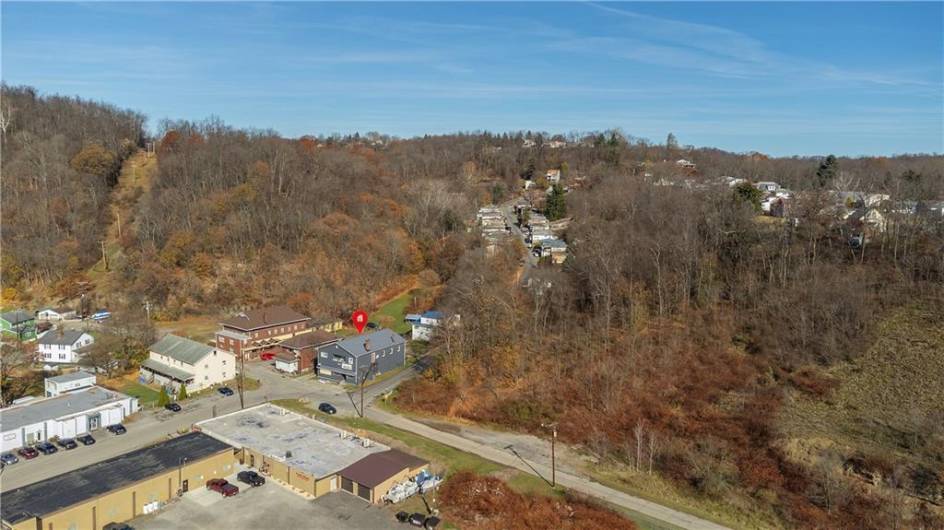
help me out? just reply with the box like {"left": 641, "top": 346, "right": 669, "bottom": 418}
{"left": 114, "top": 119, "right": 479, "bottom": 318}
{"left": 0, "top": 85, "right": 145, "bottom": 291}
{"left": 398, "top": 156, "right": 944, "bottom": 527}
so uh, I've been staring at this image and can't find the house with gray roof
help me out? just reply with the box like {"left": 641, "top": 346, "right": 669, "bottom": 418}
{"left": 316, "top": 328, "right": 406, "bottom": 384}
{"left": 140, "top": 334, "right": 235, "bottom": 393}
{"left": 1, "top": 310, "right": 36, "bottom": 341}
{"left": 37, "top": 329, "right": 94, "bottom": 364}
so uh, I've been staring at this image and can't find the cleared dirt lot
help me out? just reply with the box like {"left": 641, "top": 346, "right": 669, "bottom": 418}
{"left": 129, "top": 472, "right": 397, "bottom": 530}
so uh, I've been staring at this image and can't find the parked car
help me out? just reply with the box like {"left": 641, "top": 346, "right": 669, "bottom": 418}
{"left": 1, "top": 453, "right": 19, "bottom": 465}
{"left": 35, "top": 441, "right": 58, "bottom": 455}
{"left": 408, "top": 513, "right": 427, "bottom": 527}
{"left": 91, "top": 310, "right": 112, "bottom": 321}
{"left": 77, "top": 434, "right": 96, "bottom": 445}
{"left": 206, "top": 478, "right": 239, "bottom": 497}
{"left": 17, "top": 447, "right": 39, "bottom": 459}
{"left": 218, "top": 386, "right": 234, "bottom": 396}
{"left": 57, "top": 438, "right": 78, "bottom": 450}
{"left": 107, "top": 424, "right": 127, "bottom": 435}
{"left": 236, "top": 470, "right": 266, "bottom": 487}
{"left": 103, "top": 523, "right": 134, "bottom": 530}
{"left": 165, "top": 403, "right": 182, "bottom": 412}
{"left": 424, "top": 516, "right": 441, "bottom": 529}
{"left": 318, "top": 402, "right": 337, "bottom": 415}
{"left": 366, "top": 322, "right": 379, "bottom": 329}
{"left": 396, "top": 511, "right": 410, "bottom": 523}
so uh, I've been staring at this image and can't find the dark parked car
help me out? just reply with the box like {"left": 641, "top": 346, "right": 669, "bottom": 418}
{"left": 237, "top": 470, "right": 266, "bottom": 487}
{"left": 57, "top": 438, "right": 78, "bottom": 450}
{"left": 103, "top": 523, "right": 134, "bottom": 530}
{"left": 107, "top": 424, "right": 127, "bottom": 435}
{"left": 35, "top": 441, "right": 58, "bottom": 455}
{"left": 424, "top": 516, "right": 441, "bottom": 529}
{"left": 218, "top": 386, "right": 234, "bottom": 396}
{"left": 408, "top": 513, "right": 427, "bottom": 527}
{"left": 1, "top": 453, "right": 19, "bottom": 465}
{"left": 77, "top": 434, "right": 96, "bottom": 445}
{"left": 165, "top": 403, "right": 182, "bottom": 412}
{"left": 366, "top": 322, "right": 379, "bottom": 329}
{"left": 17, "top": 447, "right": 39, "bottom": 460}
{"left": 396, "top": 511, "right": 410, "bottom": 523}
{"left": 206, "top": 478, "right": 239, "bottom": 497}
{"left": 318, "top": 402, "right": 337, "bottom": 415}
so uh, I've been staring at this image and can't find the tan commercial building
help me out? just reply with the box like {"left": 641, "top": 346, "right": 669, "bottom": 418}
{"left": 1, "top": 432, "right": 235, "bottom": 530}
{"left": 195, "top": 404, "right": 426, "bottom": 503}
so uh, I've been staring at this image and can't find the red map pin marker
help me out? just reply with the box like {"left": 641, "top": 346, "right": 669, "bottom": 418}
{"left": 351, "top": 310, "right": 368, "bottom": 334}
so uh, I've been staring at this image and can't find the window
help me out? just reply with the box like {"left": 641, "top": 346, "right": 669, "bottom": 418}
{"left": 204, "top": 364, "right": 208, "bottom": 369}
{"left": 223, "top": 360, "right": 227, "bottom": 365}
{"left": 204, "top": 375, "right": 208, "bottom": 380}
{"left": 59, "top": 354, "right": 66, "bottom": 360}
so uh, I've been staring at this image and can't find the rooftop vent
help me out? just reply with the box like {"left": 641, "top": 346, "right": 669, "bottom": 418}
{"left": 285, "top": 450, "right": 292, "bottom": 459}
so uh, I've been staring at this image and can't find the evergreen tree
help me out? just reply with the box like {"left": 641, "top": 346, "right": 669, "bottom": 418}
{"left": 546, "top": 184, "right": 567, "bottom": 221}
{"left": 158, "top": 386, "right": 170, "bottom": 407}
{"left": 177, "top": 384, "right": 188, "bottom": 401}
{"left": 816, "top": 155, "right": 839, "bottom": 188}
{"left": 733, "top": 182, "right": 764, "bottom": 212}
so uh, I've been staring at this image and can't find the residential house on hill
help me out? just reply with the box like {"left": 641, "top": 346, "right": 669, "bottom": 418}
{"left": 539, "top": 238, "right": 568, "bottom": 264}
{"left": 37, "top": 329, "right": 94, "bottom": 364}
{"left": 216, "top": 305, "right": 311, "bottom": 361}
{"left": 411, "top": 311, "right": 443, "bottom": 341}
{"left": 316, "top": 329, "right": 406, "bottom": 384}
{"left": 545, "top": 169, "right": 562, "bottom": 184}
{"left": 141, "top": 334, "right": 235, "bottom": 392}
{"left": 274, "top": 330, "right": 338, "bottom": 375}
{"left": 1, "top": 310, "right": 36, "bottom": 341}
{"left": 754, "top": 181, "right": 780, "bottom": 193}
{"left": 36, "top": 307, "right": 76, "bottom": 321}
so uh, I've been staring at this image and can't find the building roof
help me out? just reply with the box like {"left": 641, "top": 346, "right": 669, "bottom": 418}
{"left": 149, "top": 334, "right": 213, "bottom": 365}
{"left": 541, "top": 238, "right": 568, "bottom": 249}
{"left": 219, "top": 305, "right": 310, "bottom": 331}
{"left": 45, "top": 371, "right": 95, "bottom": 385}
{"left": 273, "top": 350, "right": 296, "bottom": 362}
{"left": 37, "top": 329, "right": 89, "bottom": 347}
{"left": 339, "top": 449, "right": 428, "bottom": 488}
{"left": 279, "top": 330, "right": 337, "bottom": 350}
{"left": 37, "top": 307, "right": 73, "bottom": 315}
{"left": 195, "top": 404, "right": 387, "bottom": 479}
{"left": 216, "top": 328, "right": 250, "bottom": 341}
{"left": 421, "top": 311, "right": 444, "bottom": 320}
{"left": 141, "top": 358, "right": 195, "bottom": 382}
{"left": 332, "top": 328, "right": 405, "bottom": 358}
{"left": 1, "top": 310, "right": 33, "bottom": 325}
{"left": 404, "top": 314, "right": 422, "bottom": 323}
{"left": 1, "top": 387, "right": 132, "bottom": 433}
{"left": 0, "top": 432, "right": 231, "bottom": 524}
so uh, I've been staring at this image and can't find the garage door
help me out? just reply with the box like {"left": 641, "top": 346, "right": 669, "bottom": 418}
{"left": 342, "top": 477, "right": 354, "bottom": 493}
{"left": 357, "top": 483, "right": 371, "bottom": 501}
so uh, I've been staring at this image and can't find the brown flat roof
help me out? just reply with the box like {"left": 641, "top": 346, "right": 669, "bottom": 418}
{"left": 219, "top": 305, "right": 310, "bottom": 331}
{"left": 280, "top": 330, "right": 337, "bottom": 350}
{"left": 339, "top": 449, "right": 428, "bottom": 488}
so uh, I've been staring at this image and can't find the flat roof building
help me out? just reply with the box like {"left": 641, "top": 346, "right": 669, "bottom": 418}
{"left": 195, "top": 404, "right": 426, "bottom": 503}
{"left": 1, "top": 432, "right": 235, "bottom": 530}
{"left": 1, "top": 386, "right": 138, "bottom": 452}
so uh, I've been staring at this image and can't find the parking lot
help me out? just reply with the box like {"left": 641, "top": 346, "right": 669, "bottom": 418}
{"left": 129, "top": 470, "right": 397, "bottom": 530}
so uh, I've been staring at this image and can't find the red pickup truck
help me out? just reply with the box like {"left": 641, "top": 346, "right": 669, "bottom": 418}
{"left": 206, "top": 478, "right": 239, "bottom": 497}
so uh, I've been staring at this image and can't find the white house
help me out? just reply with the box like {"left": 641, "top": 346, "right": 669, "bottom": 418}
{"left": 546, "top": 169, "right": 562, "bottom": 184}
{"left": 539, "top": 238, "right": 568, "bottom": 264}
{"left": 36, "top": 307, "right": 76, "bottom": 321}
{"left": 45, "top": 371, "right": 96, "bottom": 397}
{"left": 140, "top": 334, "right": 235, "bottom": 393}
{"left": 529, "top": 227, "right": 555, "bottom": 245}
{"left": 36, "top": 330, "right": 95, "bottom": 364}
{"left": 412, "top": 311, "right": 444, "bottom": 341}
{"left": 754, "top": 181, "right": 780, "bottom": 193}
{"left": 0, "top": 386, "right": 138, "bottom": 451}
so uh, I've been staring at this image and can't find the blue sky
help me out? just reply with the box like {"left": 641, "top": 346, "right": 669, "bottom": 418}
{"left": 2, "top": 2, "right": 941, "bottom": 156}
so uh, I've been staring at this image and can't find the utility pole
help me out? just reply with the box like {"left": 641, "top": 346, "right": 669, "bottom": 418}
{"left": 358, "top": 361, "right": 377, "bottom": 418}
{"left": 237, "top": 349, "right": 246, "bottom": 410}
{"left": 541, "top": 422, "right": 558, "bottom": 487}
{"left": 100, "top": 240, "right": 109, "bottom": 271}
{"left": 143, "top": 300, "right": 151, "bottom": 321}
{"left": 115, "top": 209, "right": 122, "bottom": 239}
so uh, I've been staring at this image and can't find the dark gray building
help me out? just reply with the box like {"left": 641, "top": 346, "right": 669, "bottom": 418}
{"left": 316, "top": 328, "right": 406, "bottom": 384}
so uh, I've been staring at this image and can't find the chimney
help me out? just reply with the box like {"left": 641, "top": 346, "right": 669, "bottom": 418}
{"left": 363, "top": 339, "right": 370, "bottom": 352}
